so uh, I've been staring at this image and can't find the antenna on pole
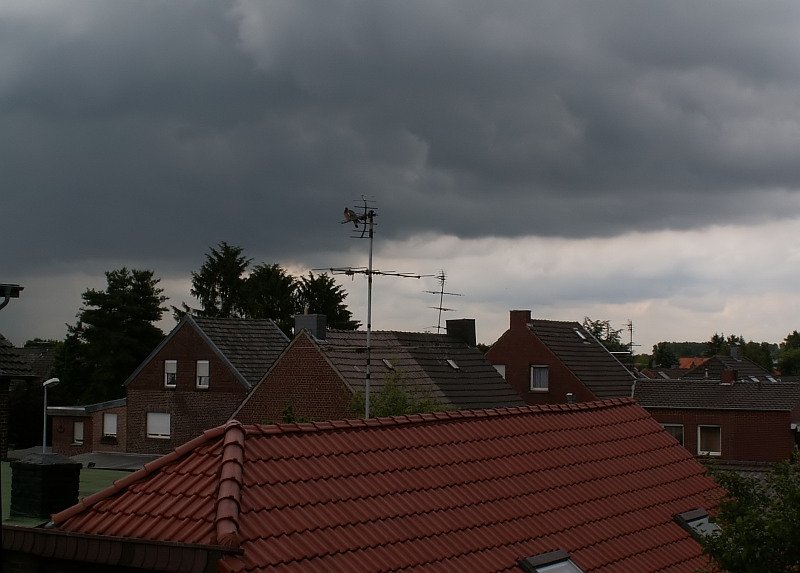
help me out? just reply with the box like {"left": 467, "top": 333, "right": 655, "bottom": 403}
{"left": 318, "top": 197, "right": 432, "bottom": 419}
{"left": 424, "top": 270, "right": 463, "bottom": 334}
{"left": 626, "top": 319, "right": 641, "bottom": 367}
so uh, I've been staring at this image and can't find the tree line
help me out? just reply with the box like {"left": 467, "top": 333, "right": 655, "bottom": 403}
{"left": 12, "top": 243, "right": 359, "bottom": 428}
{"left": 650, "top": 331, "right": 800, "bottom": 375}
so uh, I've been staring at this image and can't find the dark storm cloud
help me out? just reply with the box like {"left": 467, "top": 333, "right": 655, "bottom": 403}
{"left": 3, "top": 1, "right": 799, "bottom": 276}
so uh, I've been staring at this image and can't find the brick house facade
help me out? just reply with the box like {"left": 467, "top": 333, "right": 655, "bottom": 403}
{"left": 233, "top": 332, "right": 353, "bottom": 423}
{"left": 634, "top": 379, "right": 800, "bottom": 464}
{"left": 125, "top": 316, "right": 288, "bottom": 455}
{"left": 49, "top": 399, "right": 127, "bottom": 456}
{"left": 486, "top": 310, "right": 635, "bottom": 405}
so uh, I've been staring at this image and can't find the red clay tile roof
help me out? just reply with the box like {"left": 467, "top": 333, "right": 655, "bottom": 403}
{"left": 679, "top": 357, "right": 708, "bottom": 370}
{"left": 52, "top": 399, "right": 723, "bottom": 572}
{"left": 528, "top": 320, "right": 636, "bottom": 398}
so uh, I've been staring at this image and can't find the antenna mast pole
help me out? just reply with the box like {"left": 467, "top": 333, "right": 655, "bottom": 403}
{"left": 329, "top": 199, "right": 431, "bottom": 419}
{"left": 365, "top": 209, "right": 374, "bottom": 419}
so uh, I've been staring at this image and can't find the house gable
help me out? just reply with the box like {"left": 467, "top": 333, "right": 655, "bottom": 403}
{"left": 233, "top": 331, "right": 353, "bottom": 423}
{"left": 486, "top": 311, "right": 599, "bottom": 404}
{"left": 125, "top": 317, "right": 274, "bottom": 454}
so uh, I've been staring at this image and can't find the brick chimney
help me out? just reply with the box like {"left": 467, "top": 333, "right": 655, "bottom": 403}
{"left": 510, "top": 310, "right": 531, "bottom": 329}
{"left": 446, "top": 319, "right": 476, "bottom": 347}
{"left": 720, "top": 369, "right": 737, "bottom": 385}
{"left": 294, "top": 314, "right": 327, "bottom": 340}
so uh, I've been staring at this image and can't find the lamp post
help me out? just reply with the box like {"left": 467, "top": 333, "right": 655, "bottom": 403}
{"left": 42, "top": 378, "right": 60, "bottom": 454}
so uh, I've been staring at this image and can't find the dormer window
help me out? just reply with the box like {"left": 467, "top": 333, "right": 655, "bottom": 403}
{"left": 196, "top": 360, "right": 210, "bottom": 389}
{"left": 164, "top": 360, "right": 177, "bottom": 388}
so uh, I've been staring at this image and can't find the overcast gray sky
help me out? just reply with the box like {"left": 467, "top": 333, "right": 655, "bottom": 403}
{"left": 3, "top": 1, "right": 799, "bottom": 351}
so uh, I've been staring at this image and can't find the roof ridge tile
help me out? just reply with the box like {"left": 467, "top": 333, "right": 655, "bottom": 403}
{"left": 214, "top": 422, "right": 246, "bottom": 548}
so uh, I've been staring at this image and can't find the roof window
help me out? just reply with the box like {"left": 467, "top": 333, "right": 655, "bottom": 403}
{"left": 382, "top": 358, "right": 395, "bottom": 370}
{"left": 675, "top": 508, "right": 720, "bottom": 538}
{"left": 446, "top": 359, "right": 459, "bottom": 370}
{"left": 518, "top": 550, "right": 584, "bottom": 572}
{"left": 573, "top": 328, "right": 587, "bottom": 341}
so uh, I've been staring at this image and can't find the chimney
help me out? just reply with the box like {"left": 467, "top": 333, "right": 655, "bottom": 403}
{"left": 730, "top": 344, "right": 742, "bottom": 361}
{"left": 720, "top": 369, "right": 737, "bottom": 385}
{"left": 566, "top": 392, "right": 575, "bottom": 404}
{"left": 510, "top": 310, "right": 531, "bottom": 329}
{"left": 294, "top": 314, "right": 327, "bottom": 340}
{"left": 446, "top": 319, "right": 476, "bottom": 347}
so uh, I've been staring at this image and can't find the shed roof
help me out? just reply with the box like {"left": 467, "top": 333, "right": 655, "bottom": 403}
{"left": 527, "top": 320, "right": 636, "bottom": 398}
{"left": 634, "top": 379, "right": 800, "bottom": 414}
{"left": 52, "top": 399, "right": 722, "bottom": 572}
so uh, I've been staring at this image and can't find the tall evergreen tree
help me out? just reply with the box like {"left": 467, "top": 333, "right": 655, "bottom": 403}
{"left": 183, "top": 244, "right": 360, "bottom": 336}
{"left": 242, "top": 263, "right": 299, "bottom": 335}
{"left": 296, "top": 272, "right": 360, "bottom": 330}
{"left": 55, "top": 268, "right": 167, "bottom": 404}
{"left": 189, "top": 241, "right": 250, "bottom": 318}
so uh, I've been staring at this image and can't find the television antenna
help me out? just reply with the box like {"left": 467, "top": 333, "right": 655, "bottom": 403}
{"left": 424, "top": 270, "right": 463, "bottom": 334}
{"left": 626, "top": 319, "right": 641, "bottom": 355}
{"left": 316, "top": 197, "right": 432, "bottom": 418}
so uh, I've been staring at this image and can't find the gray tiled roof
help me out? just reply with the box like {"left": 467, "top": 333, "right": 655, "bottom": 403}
{"left": 681, "top": 355, "right": 773, "bottom": 381}
{"left": 634, "top": 379, "right": 800, "bottom": 414}
{"left": 0, "top": 333, "right": 34, "bottom": 379}
{"left": 191, "top": 317, "right": 289, "bottom": 388}
{"left": 18, "top": 346, "right": 56, "bottom": 381}
{"left": 528, "top": 320, "right": 636, "bottom": 398}
{"left": 321, "top": 330, "right": 525, "bottom": 409}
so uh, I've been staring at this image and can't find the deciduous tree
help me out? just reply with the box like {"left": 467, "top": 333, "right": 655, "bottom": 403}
{"left": 702, "top": 460, "right": 800, "bottom": 572}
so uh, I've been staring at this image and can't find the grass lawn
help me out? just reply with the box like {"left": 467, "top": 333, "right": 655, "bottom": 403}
{"left": 1, "top": 461, "right": 130, "bottom": 526}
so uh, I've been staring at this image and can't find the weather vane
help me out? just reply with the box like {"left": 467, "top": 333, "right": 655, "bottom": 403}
{"left": 316, "top": 197, "right": 431, "bottom": 418}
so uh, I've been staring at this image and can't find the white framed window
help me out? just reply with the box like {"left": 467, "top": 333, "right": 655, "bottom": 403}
{"left": 196, "top": 360, "right": 210, "bottom": 389}
{"left": 530, "top": 365, "right": 549, "bottom": 391}
{"left": 698, "top": 425, "right": 721, "bottom": 456}
{"left": 147, "top": 412, "right": 171, "bottom": 439}
{"left": 103, "top": 413, "right": 118, "bottom": 437}
{"left": 73, "top": 421, "right": 84, "bottom": 445}
{"left": 164, "top": 360, "right": 177, "bottom": 387}
{"left": 493, "top": 364, "right": 506, "bottom": 379}
{"left": 662, "top": 424, "right": 684, "bottom": 445}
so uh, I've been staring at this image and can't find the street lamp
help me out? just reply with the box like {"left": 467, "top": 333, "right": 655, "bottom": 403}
{"left": 42, "top": 378, "right": 60, "bottom": 454}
